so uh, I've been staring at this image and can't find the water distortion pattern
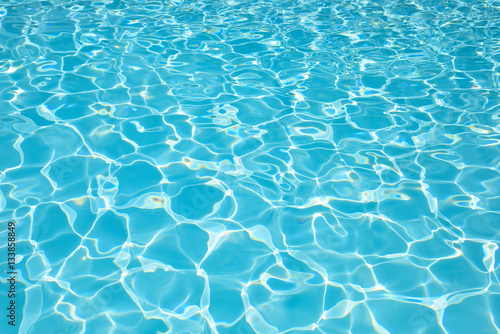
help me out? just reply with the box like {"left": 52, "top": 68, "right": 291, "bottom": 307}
{"left": 1, "top": 0, "right": 500, "bottom": 333}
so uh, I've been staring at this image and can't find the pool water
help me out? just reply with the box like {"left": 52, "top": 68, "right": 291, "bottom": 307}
{"left": 1, "top": 0, "right": 500, "bottom": 333}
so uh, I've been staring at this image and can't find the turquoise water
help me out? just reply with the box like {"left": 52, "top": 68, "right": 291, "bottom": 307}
{"left": 1, "top": 0, "right": 500, "bottom": 333}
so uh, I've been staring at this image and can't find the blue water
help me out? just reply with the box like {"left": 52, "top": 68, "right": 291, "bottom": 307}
{"left": 1, "top": 0, "right": 500, "bottom": 333}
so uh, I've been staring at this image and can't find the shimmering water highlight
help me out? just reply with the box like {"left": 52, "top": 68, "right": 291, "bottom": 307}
{"left": 1, "top": 0, "right": 500, "bottom": 333}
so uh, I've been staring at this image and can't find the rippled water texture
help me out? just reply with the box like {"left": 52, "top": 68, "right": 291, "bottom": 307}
{"left": 1, "top": 0, "right": 500, "bottom": 333}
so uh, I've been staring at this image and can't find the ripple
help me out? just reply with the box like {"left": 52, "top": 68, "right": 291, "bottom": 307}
{"left": 2, "top": 0, "right": 500, "bottom": 333}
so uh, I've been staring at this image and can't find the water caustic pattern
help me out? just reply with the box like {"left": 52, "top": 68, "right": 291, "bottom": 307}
{"left": 1, "top": 0, "right": 500, "bottom": 333}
